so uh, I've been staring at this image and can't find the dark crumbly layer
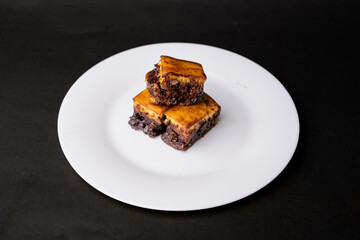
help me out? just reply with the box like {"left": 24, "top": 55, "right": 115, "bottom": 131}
{"left": 161, "top": 110, "right": 220, "bottom": 150}
{"left": 146, "top": 69, "right": 204, "bottom": 106}
{"left": 128, "top": 111, "right": 166, "bottom": 137}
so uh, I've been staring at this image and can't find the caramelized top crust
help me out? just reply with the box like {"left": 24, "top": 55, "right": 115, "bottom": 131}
{"left": 164, "top": 93, "right": 221, "bottom": 134}
{"left": 133, "top": 89, "right": 169, "bottom": 122}
{"left": 157, "top": 56, "right": 207, "bottom": 85}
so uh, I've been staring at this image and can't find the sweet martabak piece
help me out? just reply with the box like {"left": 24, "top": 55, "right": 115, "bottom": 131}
{"left": 161, "top": 93, "right": 221, "bottom": 150}
{"left": 128, "top": 89, "right": 169, "bottom": 137}
{"left": 146, "top": 56, "right": 207, "bottom": 106}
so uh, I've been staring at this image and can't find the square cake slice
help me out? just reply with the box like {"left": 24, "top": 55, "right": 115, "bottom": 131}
{"left": 146, "top": 55, "right": 207, "bottom": 106}
{"left": 128, "top": 89, "right": 169, "bottom": 137}
{"left": 161, "top": 93, "right": 221, "bottom": 150}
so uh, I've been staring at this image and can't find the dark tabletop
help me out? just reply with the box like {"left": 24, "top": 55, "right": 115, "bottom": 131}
{"left": 1, "top": 0, "right": 359, "bottom": 239}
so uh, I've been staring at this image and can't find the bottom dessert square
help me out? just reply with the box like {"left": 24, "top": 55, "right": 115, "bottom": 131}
{"left": 128, "top": 90, "right": 169, "bottom": 137}
{"left": 128, "top": 90, "right": 221, "bottom": 150}
{"left": 161, "top": 93, "right": 221, "bottom": 150}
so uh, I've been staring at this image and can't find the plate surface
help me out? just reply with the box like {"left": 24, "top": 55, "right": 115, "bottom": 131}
{"left": 58, "top": 43, "right": 299, "bottom": 211}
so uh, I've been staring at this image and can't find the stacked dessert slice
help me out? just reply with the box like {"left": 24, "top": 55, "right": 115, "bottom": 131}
{"left": 129, "top": 56, "right": 221, "bottom": 151}
{"left": 146, "top": 55, "right": 207, "bottom": 106}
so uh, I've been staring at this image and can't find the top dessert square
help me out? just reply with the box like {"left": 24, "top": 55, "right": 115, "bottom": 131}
{"left": 159, "top": 55, "right": 207, "bottom": 84}
{"left": 146, "top": 56, "right": 207, "bottom": 106}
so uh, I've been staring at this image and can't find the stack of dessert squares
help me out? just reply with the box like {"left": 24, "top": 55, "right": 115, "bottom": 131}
{"left": 128, "top": 56, "right": 221, "bottom": 151}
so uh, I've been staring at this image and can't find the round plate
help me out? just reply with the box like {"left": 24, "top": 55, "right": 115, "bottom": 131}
{"left": 58, "top": 43, "right": 299, "bottom": 211}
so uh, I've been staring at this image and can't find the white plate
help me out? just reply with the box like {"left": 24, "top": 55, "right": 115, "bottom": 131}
{"left": 58, "top": 43, "right": 299, "bottom": 211}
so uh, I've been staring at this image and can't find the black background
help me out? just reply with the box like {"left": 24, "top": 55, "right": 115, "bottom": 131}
{"left": 1, "top": 0, "right": 359, "bottom": 239}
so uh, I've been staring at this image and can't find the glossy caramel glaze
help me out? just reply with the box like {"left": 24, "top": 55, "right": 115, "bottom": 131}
{"left": 158, "top": 56, "right": 207, "bottom": 84}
